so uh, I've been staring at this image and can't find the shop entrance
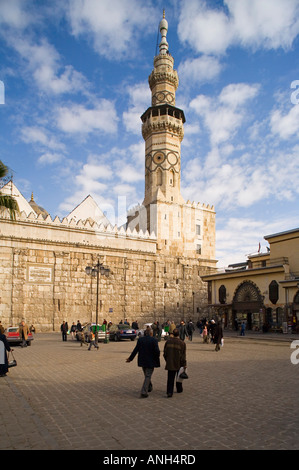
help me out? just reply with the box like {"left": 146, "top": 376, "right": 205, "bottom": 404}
{"left": 232, "top": 281, "right": 264, "bottom": 330}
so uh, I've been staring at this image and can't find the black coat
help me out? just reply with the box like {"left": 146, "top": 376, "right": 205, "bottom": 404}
{"left": 214, "top": 324, "right": 223, "bottom": 344}
{"left": 178, "top": 323, "right": 188, "bottom": 340}
{"left": 128, "top": 335, "right": 160, "bottom": 368}
{"left": 0, "top": 333, "right": 11, "bottom": 374}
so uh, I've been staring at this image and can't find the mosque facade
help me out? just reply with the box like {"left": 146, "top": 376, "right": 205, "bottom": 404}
{"left": 0, "top": 13, "right": 216, "bottom": 331}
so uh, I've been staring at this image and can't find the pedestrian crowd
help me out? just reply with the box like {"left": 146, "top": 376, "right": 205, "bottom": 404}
{"left": 126, "top": 317, "right": 224, "bottom": 399}
{"left": 0, "top": 314, "right": 223, "bottom": 397}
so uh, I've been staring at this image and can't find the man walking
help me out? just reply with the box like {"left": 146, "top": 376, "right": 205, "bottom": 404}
{"left": 178, "top": 320, "right": 188, "bottom": 341}
{"left": 214, "top": 320, "right": 223, "bottom": 351}
{"left": 60, "top": 321, "right": 68, "bottom": 341}
{"left": 19, "top": 320, "right": 30, "bottom": 348}
{"left": 163, "top": 329, "right": 187, "bottom": 397}
{"left": 126, "top": 328, "right": 160, "bottom": 398}
{"left": 187, "top": 320, "right": 195, "bottom": 341}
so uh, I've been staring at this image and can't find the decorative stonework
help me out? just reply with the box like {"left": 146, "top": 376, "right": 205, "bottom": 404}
{"left": 142, "top": 119, "right": 184, "bottom": 141}
{"left": 149, "top": 71, "right": 179, "bottom": 91}
{"left": 152, "top": 91, "right": 175, "bottom": 106}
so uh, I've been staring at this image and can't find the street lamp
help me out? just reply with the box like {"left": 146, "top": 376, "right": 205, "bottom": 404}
{"left": 85, "top": 260, "right": 110, "bottom": 343}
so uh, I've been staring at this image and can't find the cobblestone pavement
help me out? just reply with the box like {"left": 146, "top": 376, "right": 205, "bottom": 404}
{"left": 1, "top": 330, "right": 299, "bottom": 451}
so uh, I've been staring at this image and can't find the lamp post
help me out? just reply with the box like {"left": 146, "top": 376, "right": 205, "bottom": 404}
{"left": 85, "top": 260, "right": 110, "bottom": 343}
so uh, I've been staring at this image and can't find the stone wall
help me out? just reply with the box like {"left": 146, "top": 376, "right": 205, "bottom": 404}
{"left": 0, "top": 214, "right": 213, "bottom": 332}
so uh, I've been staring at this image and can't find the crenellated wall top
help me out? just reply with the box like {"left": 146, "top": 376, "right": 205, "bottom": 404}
{"left": 0, "top": 209, "right": 157, "bottom": 242}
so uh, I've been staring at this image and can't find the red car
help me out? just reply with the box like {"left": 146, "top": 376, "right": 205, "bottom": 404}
{"left": 5, "top": 326, "right": 34, "bottom": 346}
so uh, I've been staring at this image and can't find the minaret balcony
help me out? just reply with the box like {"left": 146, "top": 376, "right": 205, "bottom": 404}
{"left": 141, "top": 104, "right": 185, "bottom": 124}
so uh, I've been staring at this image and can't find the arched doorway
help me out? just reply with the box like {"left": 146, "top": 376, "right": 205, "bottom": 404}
{"left": 232, "top": 281, "right": 264, "bottom": 330}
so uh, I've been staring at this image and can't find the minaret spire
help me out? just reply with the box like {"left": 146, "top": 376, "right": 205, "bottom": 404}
{"left": 159, "top": 9, "right": 168, "bottom": 54}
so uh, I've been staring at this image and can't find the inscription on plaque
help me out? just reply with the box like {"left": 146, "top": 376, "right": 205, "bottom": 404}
{"left": 27, "top": 265, "right": 53, "bottom": 284}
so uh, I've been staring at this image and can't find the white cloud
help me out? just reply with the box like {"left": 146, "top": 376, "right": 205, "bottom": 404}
{"left": 21, "top": 126, "right": 65, "bottom": 151}
{"left": 189, "top": 83, "right": 260, "bottom": 146}
{"left": 182, "top": 142, "right": 299, "bottom": 213}
{"left": 56, "top": 100, "right": 118, "bottom": 134}
{"left": 123, "top": 82, "right": 150, "bottom": 134}
{"left": 216, "top": 217, "right": 267, "bottom": 267}
{"left": 178, "top": 56, "right": 222, "bottom": 87}
{"left": 78, "top": 162, "right": 113, "bottom": 182}
{"left": 227, "top": 0, "right": 299, "bottom": 50}
{"left": 219, "top": 83, "right": 260, "bottom": 108}
{"left": 216, "top": 214, "right": 299, "bottom": 268}
{"left": 114, "top": 162, "right": 144, "bottom": 183}
{"left": 270, "top": 105, "right": 299, "bottom": 140}
{"left": 66, "top": 0, "right": 156, "bottom": 58}
{"left": 178, "top": 0, "right": 233, "bottom": 55}
{"left": 178, "top": 0, "right": 299, "bottom": 55}
{"left": 38, "top": 152, "right": 64, "bottom": 165}
{"left": 11, "top": 37, "right": 88, "bottom": 95}
{"left": 128, "top": 142, "right": 145, "bottom": 168}
{"left": 0, "top": 0, "right": 33, "bottom": 29}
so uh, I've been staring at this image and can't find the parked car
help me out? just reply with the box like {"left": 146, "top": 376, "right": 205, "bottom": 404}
{"left": 5, "top": 326, "right": 34, "bottom": 346}
{"left": 109, "top": 324, "right": 137, "bottom": 341}
{"left": 76, "top": 323, "right": 109, "bottom": 342}
{"left": 137, "top": 323, "right": 168, "bottom": 339}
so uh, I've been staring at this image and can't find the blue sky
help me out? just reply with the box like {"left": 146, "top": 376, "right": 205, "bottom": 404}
{"left": 0, "top": 0, "right": 299, "bottom": 267}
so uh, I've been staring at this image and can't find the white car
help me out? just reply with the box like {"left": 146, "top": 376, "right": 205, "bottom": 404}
{"left": 137, "top": 323, "right": 168, "bottom": 339}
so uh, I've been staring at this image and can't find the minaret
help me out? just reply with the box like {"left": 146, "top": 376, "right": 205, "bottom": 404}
{"left": 141, "top": 10, "right": 185, "bottom": 220}
{"left": 128, "top": 11, "right": 216, "bottom": 262}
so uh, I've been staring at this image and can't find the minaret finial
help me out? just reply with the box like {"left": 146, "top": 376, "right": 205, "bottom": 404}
{"left": 159, "top": 10, "right": 168, "bottom": 54}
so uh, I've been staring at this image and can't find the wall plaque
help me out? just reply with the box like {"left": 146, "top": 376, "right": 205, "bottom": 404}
{"left": 27, "top": 265, "right": 53, "bottom": 284}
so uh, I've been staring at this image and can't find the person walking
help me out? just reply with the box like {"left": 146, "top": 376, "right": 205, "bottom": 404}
{"left": 0, "top": 332, "right": 12, "bottom": 377}
{"left": 241, "top": 322, "right": 246, "bottom": 336}
{"left": 60, "top": 321, "right": 68, "bottom": 341}
{"left": 202, "top": 324, "right": 209, "bottom": 343}
{"left": 70, "top": 322, "right": 77, "bottom": 340}
{"left": 169, "top": 321, "right": 176, "bottom": 336}
{"left": 163, "top": 328, "right": 187, "bottom": 397}
{"left": 126, "top": 328, "right": 160, "bottom": 398}
{"left": 79, "top": 329, "right": 86, "bottom": 347}
{"left": 156, "top": 321, "right": 162, "bottom": 342}
{"left": 187, "top": 320, "right": 195, "bottom": 341}
{"left": 178, "top": 320, "right": 188, "bottom": 341}
{"left": 209, "top": 319, "right": 216, "bottom": 343}
{"left": 151, "top": 321, "right": 158, "bottom": 338}
{"left": 19, "top": 320, "right": 30, "bottom": 348}
{"left": 214, "top": 321, "right": 223, "bottom": 351}
{"left": 88, "top": 330, "right": 99, "bottom": 350}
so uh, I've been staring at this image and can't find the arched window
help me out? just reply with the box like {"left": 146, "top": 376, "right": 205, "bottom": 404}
{"left": 269, "top": 280, "right": 279, "bottom": 305}
{"left": 169, "top": 169, "right": 175, "bottom": 186}
{"left": 157, "top": 168, "right": 162, "bottom": 186}
{"left": 219, "top": 285, "right": 226, "bottom": 304}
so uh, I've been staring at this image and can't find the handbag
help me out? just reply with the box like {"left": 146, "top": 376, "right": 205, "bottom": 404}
{"left": 8, "top": 351, "right": 17, "bottom": 368}
{"left": 179, "top": 367, "right": 188, "bottom": 379}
